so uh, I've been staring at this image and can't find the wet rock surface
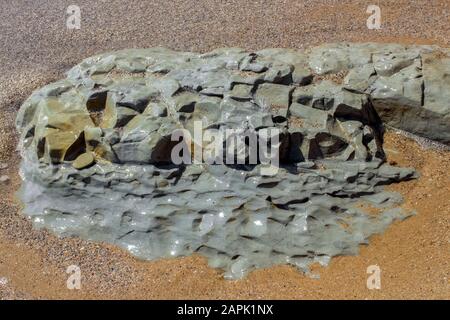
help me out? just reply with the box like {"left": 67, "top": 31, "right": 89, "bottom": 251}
{"left": 15, "top": 43, "right": 449, "bottom": 278}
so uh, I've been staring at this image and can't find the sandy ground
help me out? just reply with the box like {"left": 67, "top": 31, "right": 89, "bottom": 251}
{"left": 0, "top": 0, "right": 449, "bottom": 299}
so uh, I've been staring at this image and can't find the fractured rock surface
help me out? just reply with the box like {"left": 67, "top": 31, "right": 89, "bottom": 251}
{"left": 308, "top": 43, "right": 450, "bottom": 144}
{"left": 16, "top": 42, "right": 449, "bottom": 278}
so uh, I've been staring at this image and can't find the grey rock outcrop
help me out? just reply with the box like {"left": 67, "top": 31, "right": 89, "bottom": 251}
{"left": 306, "top": 43, "right": 450, "bottom": 144}
{"left": 16, "top": 43, "right": 449, "bottom": 278}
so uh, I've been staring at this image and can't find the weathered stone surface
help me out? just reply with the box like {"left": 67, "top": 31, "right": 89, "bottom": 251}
{"left": 304, "top": 43, "right": 449, "bottom": 144}
{"left": 254, "top": 83, "right": 294, "bottom": 120}
{"left": 228, "top": 84, "right": 253, "bottom": 101}
{"left": 72, "top": 152, "right": 95, "bottom": 170}
{"left": 343, "top": 64, "right": 375, "bottom": 92}
{"left": 16, "top": 43, "right": 450, "bottom": 279}
{"left": 422, "top": 52, "right": 450, "bottom": 115}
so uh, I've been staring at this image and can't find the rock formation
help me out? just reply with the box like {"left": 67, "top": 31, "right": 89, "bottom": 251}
{"left": 15, "top": 43, "right": 449, "bottom": 278}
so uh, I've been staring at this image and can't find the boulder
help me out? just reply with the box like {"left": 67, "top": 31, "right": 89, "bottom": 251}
{"left": 17, "top": 43, "right": 450, "bottom": 279}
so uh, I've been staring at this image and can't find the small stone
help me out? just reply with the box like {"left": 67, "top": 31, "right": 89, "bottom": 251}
{"left": 0, "top": 277, "right": 8, "bottom": 286}
{"left": 72, "top": 152, "right": 95, "bottom": 170}
{"left": 0, "top": 175, "right": 10, "bottom": 185}
{"left": 0, "top": 163, "right": 8, "bottom": 170}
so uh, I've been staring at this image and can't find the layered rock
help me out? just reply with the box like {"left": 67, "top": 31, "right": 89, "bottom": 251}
{"left": 16, "top": 43, "right": 449, "bottom": 278}
{"left": 307, "top": 43, "right": 450, "bottom": 144}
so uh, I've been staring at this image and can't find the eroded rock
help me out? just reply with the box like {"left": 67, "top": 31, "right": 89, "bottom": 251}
{"left": 16, "top": 43, "right": 450, "bottom": 279}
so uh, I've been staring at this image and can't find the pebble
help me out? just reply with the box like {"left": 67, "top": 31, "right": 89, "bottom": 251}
{"left": 0, "top": 175, "right": 10, "bottom": 184}
{"left": 0, "top": 163, "right": 8, "bottom": 170}
{"left": 0, "top": 277, "right": 8, "bottom": 286}
{"left": 73, "top": 152, "right": 95, "bottom": 170}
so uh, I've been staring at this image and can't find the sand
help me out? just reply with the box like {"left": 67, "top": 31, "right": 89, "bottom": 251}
{"left": 0, "top": 0, "right": 449, "bottom": 299}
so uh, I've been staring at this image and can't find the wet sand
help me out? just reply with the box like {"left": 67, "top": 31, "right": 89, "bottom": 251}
{"left": 0, "top": 0, "right": 449, "bottom": 299}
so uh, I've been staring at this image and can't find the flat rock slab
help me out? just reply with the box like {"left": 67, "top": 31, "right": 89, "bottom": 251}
{"left": 16, "top": 42, "right": 448, "bottom": 279}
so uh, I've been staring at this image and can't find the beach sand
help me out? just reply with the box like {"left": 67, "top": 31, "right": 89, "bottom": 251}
{"left": 0, "top": 0, "right": 449, "bottom": 299}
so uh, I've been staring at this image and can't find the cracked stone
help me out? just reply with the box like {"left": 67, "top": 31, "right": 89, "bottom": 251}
{"left": 14, "top": 43, "right": 450, "bottom": 280}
